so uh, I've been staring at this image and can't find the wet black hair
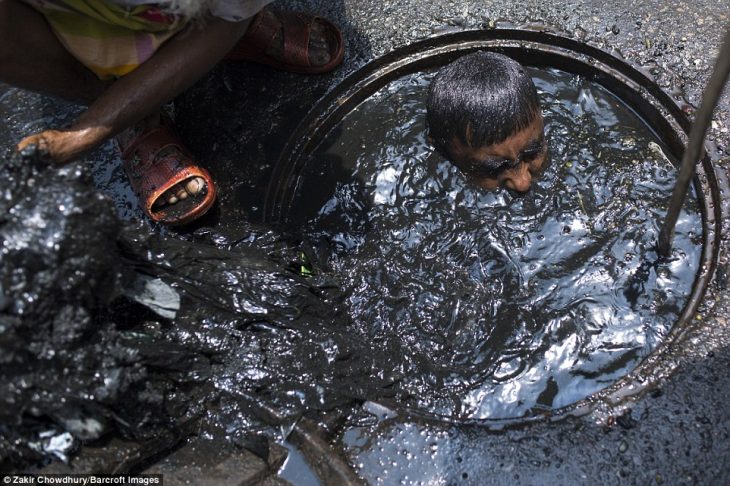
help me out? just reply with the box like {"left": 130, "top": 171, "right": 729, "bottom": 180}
{"left": 426, "top": 51, "right": 541, "bottom": 160}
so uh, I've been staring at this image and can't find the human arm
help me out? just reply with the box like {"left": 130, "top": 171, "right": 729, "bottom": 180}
{"left": 17, "top": 16, "right": 249, "bottom": 163}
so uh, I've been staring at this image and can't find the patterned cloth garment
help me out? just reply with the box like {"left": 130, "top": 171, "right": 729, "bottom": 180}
{"left": 23, "top": 0, "right": 274, "bottom": 78}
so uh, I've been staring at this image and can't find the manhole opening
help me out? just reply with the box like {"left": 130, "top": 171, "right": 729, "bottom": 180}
{"left": 264, "top": 30, "right": 721, "bottom": 426}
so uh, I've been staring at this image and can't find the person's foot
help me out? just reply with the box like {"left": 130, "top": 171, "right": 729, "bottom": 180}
{"left": 144, "top": 146, "right": 207, "bottom": 209}
{"left": 258, "top": 9, "right": 332, "bottom": 67}
{"left": 117, "top": 113, "right": 217, "bottom": 226}
{"left": 151, "top": 176, "right": 207, "bottom": 208}
{"left": 117, "top": 115, "right": 207, "bottom": 210}
{"left": 152, "top": 172, "right": 206, "bottom": 209}
{"left": 225, "top": 9, "right": 344, "bottom": 73}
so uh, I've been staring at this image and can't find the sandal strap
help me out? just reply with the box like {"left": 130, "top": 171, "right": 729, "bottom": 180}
{"left": 240, "top": 10, "right": 313, "bottom": 67}
{"left": 119, "top": 117, "right": 189, "bottom": 164}
{"left": 241, "top": 9, "right": 280, "bottom": 52}
{"left": 281, "top": 13, "right": 313, "bottom": 67}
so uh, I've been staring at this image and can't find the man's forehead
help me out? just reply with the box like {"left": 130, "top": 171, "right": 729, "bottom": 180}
{"left": 451, "top": 117, "right": 544, "bottom": 154}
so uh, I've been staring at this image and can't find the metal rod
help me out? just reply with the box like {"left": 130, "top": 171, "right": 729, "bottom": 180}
{"left": 658, "top": 27, "right": 730, "bottom": 257}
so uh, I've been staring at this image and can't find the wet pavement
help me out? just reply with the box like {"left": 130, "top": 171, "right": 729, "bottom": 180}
{"left": 2, "top": 0, "right": 730, "bottom": 483}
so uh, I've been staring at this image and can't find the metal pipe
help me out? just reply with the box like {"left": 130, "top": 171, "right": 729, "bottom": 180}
{"left": 658, "top": 27, "right": 730, "bottom": 257}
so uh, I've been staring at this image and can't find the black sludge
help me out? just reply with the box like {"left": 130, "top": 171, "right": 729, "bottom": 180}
{"left": 289, "top": 68, "right": 702, "bottom": 420}
{"left": 1, "top": 149, "right": 132, "bottom": 465}
{"left": 0, "top": 149, "right": 390, "bottom": 468}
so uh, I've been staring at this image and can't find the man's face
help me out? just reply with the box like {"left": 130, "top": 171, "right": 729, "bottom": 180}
{"left": 446, "top": 115, "right": 547, "bottom": 193}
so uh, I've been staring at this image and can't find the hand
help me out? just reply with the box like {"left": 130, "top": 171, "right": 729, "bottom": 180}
{"left": 17, "top": 127, "right": 104, "bottom": 164}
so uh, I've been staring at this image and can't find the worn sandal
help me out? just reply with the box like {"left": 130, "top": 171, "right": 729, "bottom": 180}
{"left": 119, "top": 117, "right": 217, "bottom": 226}
{"left": 225, "top": 9, "right": 344, "bottom": 74}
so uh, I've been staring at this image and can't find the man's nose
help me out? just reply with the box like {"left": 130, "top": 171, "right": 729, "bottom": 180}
{"left": 502, "top": 163, "right": 532, "bottom": 193}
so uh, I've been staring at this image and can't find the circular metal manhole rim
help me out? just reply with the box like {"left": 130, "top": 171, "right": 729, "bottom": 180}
{"left": 264, "top": 29, "right": 722, "bottom": 428}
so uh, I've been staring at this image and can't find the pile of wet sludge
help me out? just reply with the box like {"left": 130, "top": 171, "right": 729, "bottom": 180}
{"left": 0, "top": 148, "right": 396, "bottom": 470}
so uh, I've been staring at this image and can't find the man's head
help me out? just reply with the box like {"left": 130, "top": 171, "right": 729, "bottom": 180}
{"left": 426, "top": 51, "right": 546, "bottom": 193}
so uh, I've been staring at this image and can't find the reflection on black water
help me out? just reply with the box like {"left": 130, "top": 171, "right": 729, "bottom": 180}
{"left": 291, "top": 68, "right": 702, "bottom": 419}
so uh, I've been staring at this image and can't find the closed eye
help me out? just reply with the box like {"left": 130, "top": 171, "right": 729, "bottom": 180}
{"left": 469, "top": 157, "right": 514, "bottom": 175}
{"left": 519, "top": 137, "right": 546, "bottom": 161}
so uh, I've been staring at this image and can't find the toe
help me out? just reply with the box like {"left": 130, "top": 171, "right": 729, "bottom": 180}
{"left": 309, "top": 21, "right": 332, "bottom": 66}
{"left": 154, "top": 176, "right": 205, "bottom": 209}
{"left": 315, "top": 51, "right": 331, "bottom": 66}
{"left": 186, "top": 177, "right": 205, "bottom": 195}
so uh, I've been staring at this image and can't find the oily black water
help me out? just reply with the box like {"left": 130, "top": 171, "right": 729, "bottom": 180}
{"left": 288, "top": 68, "right": 702, "bottom": 420}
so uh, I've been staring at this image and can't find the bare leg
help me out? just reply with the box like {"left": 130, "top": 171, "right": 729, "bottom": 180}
{"left": 16, "top": 16, "right": 250, "bottom": 162}
{"left": 4, "top": 2, "right": 250, "bottom": 214}
{"left": 0, "top": 0, "right": 110, "bottom": 105}
{"left": 7, "top": 4, "right": 339, "bottom": 210}
{"left": 0, "top": 0, "right": 209, "bottom": 209}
